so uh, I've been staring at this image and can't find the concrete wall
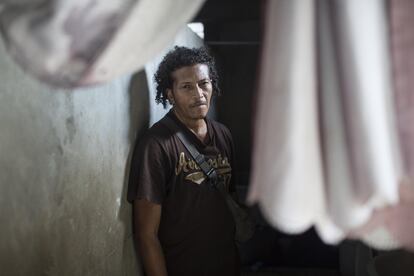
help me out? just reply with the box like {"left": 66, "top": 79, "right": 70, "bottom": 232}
{"left": 0, "top": 26, "right": 202, "bottom": 275}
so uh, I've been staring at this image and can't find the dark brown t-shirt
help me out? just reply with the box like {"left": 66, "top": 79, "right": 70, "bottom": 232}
{"left": 128, "top": 110, "right": 240, "bottom": 276}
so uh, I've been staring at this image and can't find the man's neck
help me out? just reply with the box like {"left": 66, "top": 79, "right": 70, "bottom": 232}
{"left": 173, "top": 110, "right": 207, "bottom": 141}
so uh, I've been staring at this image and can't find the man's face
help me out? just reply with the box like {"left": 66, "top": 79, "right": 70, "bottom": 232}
{"left": 167, "top": 63, "right": 213, "bottom": 122}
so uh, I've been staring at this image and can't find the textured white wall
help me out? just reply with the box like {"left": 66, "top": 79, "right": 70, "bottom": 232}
{"left": 0, "top": 26, "right": 204, "bottom": 275}
{"left": 0, "top": 39, "right": 146, "bottom": 275}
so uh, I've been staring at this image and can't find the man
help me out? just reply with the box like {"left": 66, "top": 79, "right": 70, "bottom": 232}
{"left": 127, "top": 46, "right": 240, "bottom": 276}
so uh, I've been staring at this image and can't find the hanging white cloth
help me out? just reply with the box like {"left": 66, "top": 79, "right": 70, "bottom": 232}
{"left": 349, "top": 0, "right": 414, "bottom": 251}
{"left": 0, "top": 0, "right": 205, "bottom": 87}
{"left": 249, "top": 0, "right": 405, "bottom": 250}
{"left": 318, "top": 0, "right": 402, "bottom": 249}
{"left": 248, "top": 0, "right": 335, "bottom": 239}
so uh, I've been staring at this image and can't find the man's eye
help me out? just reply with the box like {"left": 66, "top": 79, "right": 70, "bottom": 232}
{"left": 182, "top": 85, "right": 191, "bottom": 89}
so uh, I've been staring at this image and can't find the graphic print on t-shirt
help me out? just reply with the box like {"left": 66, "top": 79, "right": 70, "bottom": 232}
{"left": 175, "top": 152, "right": 232, "bottom": 186}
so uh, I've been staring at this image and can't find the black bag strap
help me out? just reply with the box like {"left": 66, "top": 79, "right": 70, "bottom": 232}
{"left": 161, "top": 116, "right": 218, "bottom": 185}
{"left": 161, "top": 116, "right": 255, "bottom": 243}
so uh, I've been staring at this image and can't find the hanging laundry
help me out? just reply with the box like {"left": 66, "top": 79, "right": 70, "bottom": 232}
{"left": 247, "top": 0, "right": 337, "bottom": 241}
{"left": 0, "top": 0, "right": 205, "bottom": 87}
{"left": 386, "top": 0, "right": 414, "bottom": 250}
{"left": 391, "top": 0, "right": 414, "bottom": 180}
{"left": 318, "top": 0, "right": 402, "bottom": 249}
{"left": 350, "top": 0, "right": 414, "bottom": 251}
{"left": 249, "top": 0, "right": 408, "bottom": 250}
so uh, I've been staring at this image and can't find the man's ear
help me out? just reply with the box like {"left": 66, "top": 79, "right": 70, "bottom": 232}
{"left": 167, "top": 89, "right": 174, "bottom": 104}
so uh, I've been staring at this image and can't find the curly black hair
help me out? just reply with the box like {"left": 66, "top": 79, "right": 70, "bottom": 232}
{"left": 154, "top": 46, "right": 221, "bottom": 108}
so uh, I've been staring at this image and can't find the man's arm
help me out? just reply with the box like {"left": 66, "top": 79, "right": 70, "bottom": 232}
{"left": 134, "top": 199, "right": 168, "bottom": 276}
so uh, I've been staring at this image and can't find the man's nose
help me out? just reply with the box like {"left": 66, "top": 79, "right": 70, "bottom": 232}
{"left": 193, "top": 84, "right": 204, "bottom": 98}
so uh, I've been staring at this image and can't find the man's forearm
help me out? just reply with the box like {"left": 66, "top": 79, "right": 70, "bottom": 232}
{"left": 137, "top": 234, "right": 168, "bottom": 276}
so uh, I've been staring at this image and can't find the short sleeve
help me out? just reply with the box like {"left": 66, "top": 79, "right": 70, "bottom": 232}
{"left": 127, "top": 134, "right": 170, "bottom": 204}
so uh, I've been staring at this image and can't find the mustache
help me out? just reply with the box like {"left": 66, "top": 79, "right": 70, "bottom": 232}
{"left": 190, "top": 101, "right": 207, "bottom": 107}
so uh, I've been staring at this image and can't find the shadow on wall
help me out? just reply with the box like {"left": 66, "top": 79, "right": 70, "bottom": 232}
{"left": 118, "top": 70, "right": 151, "bottom": 275}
